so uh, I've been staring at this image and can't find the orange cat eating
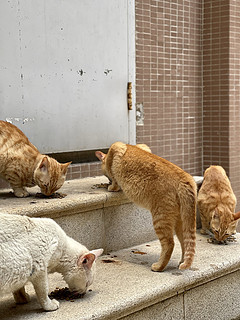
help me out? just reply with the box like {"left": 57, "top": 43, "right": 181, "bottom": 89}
{"left": 0, "top": 120, "right": 71, "bottom": 197}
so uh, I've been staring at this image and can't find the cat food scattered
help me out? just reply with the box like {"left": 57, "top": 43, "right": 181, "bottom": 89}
{"left": 207, "top": 235, "right": 237, "bottom": 245}
{"left": 49, "top": 287, "right": 85, "bottom": 301}
{"left": 92, "top": 183, "right": 110, "bottom": 189}
{"left": 35, "top": 192, "right": 67, "bottom": 199}
{"left": 101, "top": 258, "right": 122, "bottom": 265}
{"left": 131, "top": 250, "right": 147, "bottom": 255}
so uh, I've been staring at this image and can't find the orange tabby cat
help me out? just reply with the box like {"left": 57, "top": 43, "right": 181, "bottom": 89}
{"left": 198, "top": 165, "right": 240, "bottom": 241}
{"left": 0, "top": 120, "right": 71, "bottom": 197}
{"left": 96, "top": 142, "right": 197, "bottom": 271}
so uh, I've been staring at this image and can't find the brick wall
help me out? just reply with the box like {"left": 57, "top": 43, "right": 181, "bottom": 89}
{"left": 135, "top": 0, "right": 203, "bottom": 176}
{"left": 203, "top": 0, "right": 240, "bottom": 209}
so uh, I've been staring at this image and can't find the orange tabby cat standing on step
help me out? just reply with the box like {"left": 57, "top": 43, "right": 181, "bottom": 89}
{"left": 0, "top": 120, "right": 71, "bottom": 197}
{"left": 96, "top": 142, "right": 197, "bottom": 271}
{"left": 198, "top": 165, "right": 240, "bottom": 241}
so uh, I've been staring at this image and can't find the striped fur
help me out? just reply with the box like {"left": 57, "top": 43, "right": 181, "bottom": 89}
{"left": 198, "top": 165, "right": 240, "bottom": 241}
{"left": 96, "top": 142, "right": 197, "bottom": 271}
{"left": 0, "top": 121, "right": 71, "bottom": 197}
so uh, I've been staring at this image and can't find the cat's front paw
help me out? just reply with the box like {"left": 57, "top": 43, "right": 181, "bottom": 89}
{"left": 151, "top": 262, "right": 165, "bottom": 272}
{"left": 43, "top": 298, "right": 60, "bottom": 311}
{"left": 13, "top": 188, "right": 30, "bottom": 198}
{"left": 108, "top": 184, "right": 121, "bottom": 192}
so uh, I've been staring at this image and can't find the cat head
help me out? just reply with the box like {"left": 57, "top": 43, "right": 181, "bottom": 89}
{"left": 34, "top": 156, "right": 71, "bottom": 196}
{"left": 63, "top": 248, "right": 103, "bottom": 294}
{"left": 210, "top": 209, "right": 240, "bottom": 241}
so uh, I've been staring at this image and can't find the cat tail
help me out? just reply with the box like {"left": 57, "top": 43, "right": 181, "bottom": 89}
{"left": 177, "top": 179, "right": 197, "bottom": 270}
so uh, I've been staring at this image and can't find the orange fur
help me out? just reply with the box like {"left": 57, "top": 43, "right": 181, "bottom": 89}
{"left": 96, "top": 142, "right": 197, "bottom": 271}
{"left": 198, "top": 165, "right": 239, "bottom": 241}
{"left": 0, "top": 121, "right": 71, "bottom": 197}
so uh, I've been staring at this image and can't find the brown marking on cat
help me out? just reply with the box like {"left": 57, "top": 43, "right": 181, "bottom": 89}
{"left": 96, "top": 142, "right": 197, "bottom": 271}
{"left": 0, "top": 121, "right": 71, "bottom": 197}
{"left": 198, "top": 165, "right": 240, "bottom": 241}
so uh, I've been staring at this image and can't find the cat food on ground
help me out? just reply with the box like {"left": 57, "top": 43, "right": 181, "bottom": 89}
{"left": 35, "top": 192, "right": 67, "bottom": 199}
{"left": 92, "top": 183, "right": 110, "bottom": 189}
{"left": 207, "top": 234, "right": 237, "bottom": 245}
{"left": 49, "top": 287, "right": 85, "bottom": 301}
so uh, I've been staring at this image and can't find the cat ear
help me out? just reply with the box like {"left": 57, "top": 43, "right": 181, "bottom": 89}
{"left": 95, "top": 151, "right": 106, "bottom": 162}
{"left": 39, "top": 157, "right": 49, "bottom": 172}
{"left": 90, "top": 248, "right": 104, "bottom": 259}
{"left": 77, "top": 253, "right": 96, "bottom": 269}
{"left": 77, "top": 249, "right": 103, "bottom": 269}
{"left": 233, "top": 211, "right": 240, "bottom": 221}
{"left": 61, "top": 162, "right": 72, "bottom": 175}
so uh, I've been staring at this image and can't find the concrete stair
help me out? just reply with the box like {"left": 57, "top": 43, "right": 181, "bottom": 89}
{"left": 1, "top": 176, "right": 240, "bottom": 320}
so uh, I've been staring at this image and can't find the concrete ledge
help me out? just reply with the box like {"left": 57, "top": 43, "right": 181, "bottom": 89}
{"left": 0, "top": 232, "right": 240, "bottom": 320}
{"left": 0, "top": 176, "right": 157, "bottom": 252}
{"left": 0, "top": 175, "right": 203, "bottom": 219}
{"left": 0, "top": 175, "right": 203, "bottom": 252}
{"left": 0, "top": 176, "right": 130, "bottom": 219}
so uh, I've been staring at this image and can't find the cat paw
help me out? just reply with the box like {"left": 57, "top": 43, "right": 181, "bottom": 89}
{"left": 14, "top": 188, "right": 30, "bottom": 198}
{"left": 108, "top": 184, "right": 120, "bottom": 192}
{"left": 200, "top": 228, "right": 207, "bottom": 235}
{"left": 13, "top": 288, "right": 31, "bottom": 304}
{"left": 43, "top": 298, "right": 60, "bottom": 311}
{"left": 151, "top": 262, "right": 165, "bottom": 272}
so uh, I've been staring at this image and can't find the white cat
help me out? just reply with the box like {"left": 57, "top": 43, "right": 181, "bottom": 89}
{"left": 0, "top": 213, "right": 103, "bottom": 311}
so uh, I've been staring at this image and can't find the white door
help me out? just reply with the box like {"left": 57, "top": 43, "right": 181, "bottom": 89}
{"left": 0, "top": 0, "right": 135, "bottom": 153}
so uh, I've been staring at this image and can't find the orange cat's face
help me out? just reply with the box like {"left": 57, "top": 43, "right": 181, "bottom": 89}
{"left": 210, "top": 210, "right": 237, "bottom": 241}
{"left": 34, "top": 157, "right": 71, "bottom": 196}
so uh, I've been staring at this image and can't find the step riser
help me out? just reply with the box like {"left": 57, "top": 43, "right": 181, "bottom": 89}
{"left": 121, "top": 269, "right": 240, "bottom": 320}
{"left": 54, "top": 203, "right": 157, "bottom": 253}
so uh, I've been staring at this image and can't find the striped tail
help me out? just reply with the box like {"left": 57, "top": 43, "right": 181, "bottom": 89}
{"left": 177, "top": 179, "right": 197, "bottom": 270}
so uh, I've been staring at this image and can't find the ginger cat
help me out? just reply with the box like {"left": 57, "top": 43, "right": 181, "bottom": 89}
{"left": 96, "top": 142, "right": 197, "bottom": 271}
{"left": 0, "top": 212, "right": 103, "bottom": 311}
{"left": 198, "top": 165, "right": 240, "bottom": 241}
{"left": 0, "top": 120, "right": 71, "bottom": 197}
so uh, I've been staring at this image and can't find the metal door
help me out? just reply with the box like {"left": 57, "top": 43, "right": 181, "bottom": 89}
{"left": 0, "top": 0, "right": 135, "bottom": 153}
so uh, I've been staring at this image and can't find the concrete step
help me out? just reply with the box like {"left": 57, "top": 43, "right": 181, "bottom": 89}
{"left": 0, "top": 175, "right": 203, "bottom": 253}
{"left": 1, "top": 232, "right": 240, "bottom": 320}
{"left": 0, "top": 176, "right": 157, "bottom": 253}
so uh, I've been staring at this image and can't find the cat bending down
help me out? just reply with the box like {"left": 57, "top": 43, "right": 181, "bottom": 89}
{"left": 198, "top": 165, "right": 240, "bottom": 241}
{"left": 96, "top": 142, "right": 197, "bottom": 271}
{"left": 0, "top": 120, "right": 71, "bottom": 197}
{"left": 0, "top": 213, "right": 103, "bottom": 311}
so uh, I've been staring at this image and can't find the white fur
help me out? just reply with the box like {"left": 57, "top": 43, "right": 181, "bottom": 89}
{"left": 0, "top": 213, "right": 103, "bottom": 311}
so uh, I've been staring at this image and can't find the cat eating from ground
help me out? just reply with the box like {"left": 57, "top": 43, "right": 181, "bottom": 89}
{"left": 96, "top": 142, "right": 197, "bottom": 272}
{"left": 0, "top": 213, "right": 103, "bottom": 311}
{"left": 0, "top": 120, "right": 71, "bottom": 197}
{"left": 198, "top": 165, "right": 240, "bottom": 243}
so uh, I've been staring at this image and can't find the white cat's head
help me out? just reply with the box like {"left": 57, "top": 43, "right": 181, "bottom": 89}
{"left": 63, "top": 248, "right": 103, "bottom": 294}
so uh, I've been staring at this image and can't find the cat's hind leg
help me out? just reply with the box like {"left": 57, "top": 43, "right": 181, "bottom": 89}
{"left": 31, "top": 271, "right": 59, "bottom": 311}
{"left": 175, "top": 219, "right": 185, "bottom": 266}
{"left": 13, "top": 287, "right": 30, "bottom": 304}
{"left": 151, "top": 212, "right": 175, "bottom": 272}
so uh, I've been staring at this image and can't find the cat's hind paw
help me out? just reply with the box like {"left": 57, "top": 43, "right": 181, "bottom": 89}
{"left": 13, "top": 288, "right": 31, "bottom": 304}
